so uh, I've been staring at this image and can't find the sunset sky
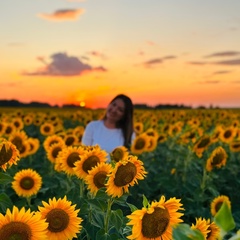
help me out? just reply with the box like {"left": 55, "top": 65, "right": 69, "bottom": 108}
{"left": 1, "top": 0, "right": 240, "bottom": 108}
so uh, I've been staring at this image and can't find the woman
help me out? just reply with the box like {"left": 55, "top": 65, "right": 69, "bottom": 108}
{"left": 81, "top": 94, "right": 135, "bottom": 154}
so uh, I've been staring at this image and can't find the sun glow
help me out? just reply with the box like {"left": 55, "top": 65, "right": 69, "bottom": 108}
{"left": 79, "top": 101, "right": 85, "bottom": 107}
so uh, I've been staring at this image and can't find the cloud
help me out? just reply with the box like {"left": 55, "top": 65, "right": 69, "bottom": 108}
{"left": 212, "top": 70, "right": 232, "bottom": 75}
{"left": 38, "top": 9, "right": 85, "bottom": 21}
{"left": 143, "top": 55, "right": 177, "bottom": 67}
{"left": 213, "top": 59, "right": 240, "bottom": 65}
{"left": 87, "top": 51, "right": 107, "bottom": 60}
{"left": 198, "top": 80, "right": 220, "bottom": 84}
{"left": 188, "top": 61, "right": 207, "bottom": 65}
{"left": 23, "top": 52, "right": 107, "bottom": 76}
{"left": 204, "top": 51, "right": 240, "bottom": 58}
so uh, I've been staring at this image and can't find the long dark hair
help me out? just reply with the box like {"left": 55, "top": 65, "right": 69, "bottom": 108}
{"left": 104, "top": 94, "right": 134, "bottom": 148}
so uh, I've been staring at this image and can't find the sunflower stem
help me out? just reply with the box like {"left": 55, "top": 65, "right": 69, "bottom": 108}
{"left": 26, "top": 197, "right": 32, "bottom": 208}
{"left": 104, "top": 198, "right": 114, "bottom": 233}
{"left": 79, "top": 179, "right": 85, "bottom": 198}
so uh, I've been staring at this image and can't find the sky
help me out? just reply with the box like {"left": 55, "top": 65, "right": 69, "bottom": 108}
{"left": 1, "top": 0, "right": 240, "bottom": 109}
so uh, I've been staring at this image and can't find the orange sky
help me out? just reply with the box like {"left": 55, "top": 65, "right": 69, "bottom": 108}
{"left": 1, "top": 0, "right": 240, "bottom": 108}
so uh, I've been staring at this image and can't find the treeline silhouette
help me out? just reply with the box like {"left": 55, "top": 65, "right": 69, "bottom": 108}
{"left": 0, "top": 99, "right": 195, "bottom": 109}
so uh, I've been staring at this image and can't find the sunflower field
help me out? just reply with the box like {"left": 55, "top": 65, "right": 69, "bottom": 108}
{"left": 0, "top": 107, "right": 240, "bottom": 240}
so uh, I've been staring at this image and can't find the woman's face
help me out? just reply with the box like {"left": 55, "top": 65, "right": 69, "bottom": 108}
{"left": 106, "top": 98, "right": 125, "bottom": 123}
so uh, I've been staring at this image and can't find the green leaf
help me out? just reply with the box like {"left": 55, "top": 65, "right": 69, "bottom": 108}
{"left": 142, "top": 194, "right": 149, "bottom": 208}
{"left": 127, "top": 202, "right": 138, "bottom": 212}
{"left": 214, "top": 201, "right": 236, "bottom": 232}
{"left": 96, "top": 229, "right": 111, "bottom": 240}
{"left": 173, "top": 223, "right": 204, "bottom": 240}
{"left": 109, "top": 209, "right": 123, "bottom": 231}
{"left": 0, "top": 172, "right": 12, "bottom": 185}
{"left": 0, "top": 193, "right": 13, "bottom": 212}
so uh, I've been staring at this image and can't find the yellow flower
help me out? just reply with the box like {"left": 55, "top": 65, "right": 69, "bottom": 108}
{"left": 193, "top": 135, "right": 212, "bottom": 158}
{"left": 106, "top": 155, "right": 147, "bottom": 198}
{"left": 27, "top": 137, "right": 40, "bottom": 156}
{"left": 191, "top": 217, "right": 210, "bottom": 239}
{"left": 127, "top": 196, "right": 184, "bottom": 240}
{"left": 43, "top": 134, "right": 65, "bottom": 151}
{"left": 206, "top": 146, "right": 227, "bottom": 172}
{"left": 46, "top": 142, "right": 66, "bottom": 164}
{"left": 219, "top": 126, "right": 236, "bottom": 143}
{"left": 12, "top": 169, "right": 42, "bottom": 198}
{"left": 38, "top": 196, "right": 83, "bottom": 240}
{"left": 134, "top": 122, "right": 144, "bottom": 135}
{"left": 206, "top": 219, "right": 220, "bottom": 240}
{"left": 131, "top": 133, "right": 150, "bottom": 155}
{"left": 0, "top": 206, "right": 48, "bottom": 240}
{"left": 0, "top": 140, "right": 20, "bottom": 171}
{"left": 85, "top": 162, "right": 113, "bottom": 196}
{"left": 40, "top": 122, "right": 55, "bottom": 136}
{"left": 210, "top": 195, "right": 231, "bottom": 217}
{"left": 229, "top": 140, "right": 240, "bottom": 152}
{"left": 111, "top": 146, "right": 129, "bottom": 162}
{"left": 74, "top": 146, "right": 108, "bottom": 180}
{"left": 56, "top": 145, "right": 85, "bottom": 176}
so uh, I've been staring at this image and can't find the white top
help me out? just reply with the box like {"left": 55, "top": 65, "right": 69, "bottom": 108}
{"left": 82, "top": 120, "right": 135, "bottom": 154}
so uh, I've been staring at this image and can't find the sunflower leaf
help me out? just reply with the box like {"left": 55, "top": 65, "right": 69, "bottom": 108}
{"left": 214, "top": 201, "right": 236, "bottom": 232}
{"left": 0, "top": 193, "right": 13, "bottom": 212}
{"left": 0, "top": 172, "right": 12, "bottom": 185}
{"left": 127, "top": 202, "right": 138, "bottom": 212}
{"left": 142, "top": 194, "right": 149, "bottom": 208}
{"left": 173, "top": 223, "right": 204, "bottom": 240}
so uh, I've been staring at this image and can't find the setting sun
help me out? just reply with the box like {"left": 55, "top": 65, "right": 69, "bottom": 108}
{"left": 79, "top": 101, "right": 86, "bottom": 107}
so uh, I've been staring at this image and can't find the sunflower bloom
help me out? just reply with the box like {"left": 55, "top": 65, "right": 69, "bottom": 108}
{"left": 0, "top": 206, "right": 48, "bottom": 240}
{"left": 85, "top": 162, "right": 113, "bottom": 196}
{"left": 12, "top": 169, "right": 42, "bottom": 198}
{"left": 193, "top": 135, "right": 212, "bottom": 158}
{"left": 46, "top": 142, "right": 66, "bottom": 164}
{"left": 206, "top": 219, "right": 220, "bottom": 240}
{"left": 106, "top": 155, "right": 147, "bottom": 198}
{"left": 43, "top": 134, "right": 65, "bottom": 151}
{"left": 206, "top": 146, "right": 227, "bottom": 172}
{"left": 56, "top": 145, "right": 85, "bottom": 176}
{"left": 229, "top": 140, "right": 240, "bottom": 152}
{"left": 40, "top": 122, "right": 55, "bottom": 136}
{"left": 111, "top": 146, "right": 129, "bottom": 162}
{"left": 191, "top": 217, "right": 210, "bottom": 239}
{"left": 127, "top": 196, "right": 184, "bottom": 240}
{"left": 0, "top": 140, "right": 20, "bottom": 171}
{"left": 74, "top": 147, "right": 108, "bottom": 180}
{"left": 38, "top": 196, "right": 83, "bottom": 240}
{"left": 210, "top": 195, "right": 231, "bottom": 217}
{"left": 131, "top": 133, "right": 150, "bottom": 155}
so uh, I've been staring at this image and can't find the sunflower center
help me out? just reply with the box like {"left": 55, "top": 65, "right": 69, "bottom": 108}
{"left": 65, "top": 137, "right": 75, "bottom": 146}
{"left": 0, "top": 222, "right": 31, "bottom": 240}
{"left": 197, "top": 137, "right": 211, "bottom": 148}
{"left": 142, "top": 207, "right": 170, "bottom": 238}
{"left": 20, "top": 177, "right": 34, "bottom": 190}
{"left": 46, "top": 208, "right": 69, "bottom": 232}
{"left": 93, "top": 171, "right": 107, "bottom": 188}
{"left": 67, "top": 152, "right": 80, "bottom": 167}
{"left": 0, "top": 144, "right": 13, "bottom": 166}
{"left": 52, "top": 147, "right": 62, "bottom": 159}
{"left": 82, "top": 155, "right": 100, "bottom": 173}
{"left": 215, "top": 202, "right": 223, "bottom": 213}
{"left": 50, "top": 140, "right": 58, "bottom": 147}
{"left": 112, "top": 149, "right": 124, "bottom": 162}
{"left": 211, "top": 153, "right": 224, "bottom": 165}
{"left": 224, "top": 130, "right": 231, "bottom": 138}
{"left": 114, "top": 162, "right": 137, "bottom": 187}
{"left": 135, "top": 138, "right": 146, "bottom": 150}
{"left": 44, "top": 126, "right": 50, "bottom": 133}
{"left": 5, "top": 126, "right": 13, "bottom": 134}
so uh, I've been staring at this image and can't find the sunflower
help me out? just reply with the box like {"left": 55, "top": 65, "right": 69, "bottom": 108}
{"left": 229, "top": 140, "right": 240, "bottom": 152}
{"left": 191, "top": 217, "right": 210, "bottom": 239}
{"left": 56, "top": 145, "right": 86, "bottom": 176}
{"left": 3, "top": 122, "right": 16, "bottom": 136}
{"left": 127, "top": 196, "right": 184, "bottom": 240}
{"left": 85, "top": 162, "right": 113, "bottom": 196}
{"left": 74, "top": 147, "right": 108, "bottom": 180}
{"left": 206, "top": 219, "right": 220, "bottom": 240}
{"left": 43, "top": 134, "right": 65, "bottom": 151}
{"left": 0, "top": 206, "right": 48, "bottom": 240}
{"left": 219, "top": 126, "right": 237, "bottom": 143}
{"left": 27, "top": 137, "right": 40, "bottom": 156}
{"left": 210, "top": 195, "right": 231, "bottom": 217}
{"left": 110, "top": 146, "right": 129, "bottom": 162}
{"left": 0, "top": 140, "right": 20, "bottom": 171}
{"left": 206, "top": 146, "right": 228, "bottom": 172}
{"left": 134, "top": 122, "right": 144, "bottom": 135}
{"left": 105, "top": 155, "right": 147, "bottom": 198}
{"left": 157, "top": 133, "right": 167, "bottom": 143}
{"left": 145, "top": 135, "right": 158, "bottom": 152}
{"left": 0, "top": 121, "right": 6, "bottom": 136}
{"left": 131, "top": 133, "right": 150, "bottom": 155}
{"left": 193, "top": 135, "right": 212, "bottom": 158}
{"left": 40, "top": 122, "right": 55, "bottom": 136}
{"left": 38, "top": 196, "right": 83, "bottom": 240}
{"left": 12, "top": 117, "right": 24, "bottom": 130}
{"left": 23, "top": 114, "right": 34, "bottom": 126}
{"left": 46, "top": 142, "right": 66, "bottom": 164}
{"left": 12, "top": 168, "right": 42, "bottom": 198}
{"left": 8, "top": 130, "right": 29, "bottom": 158}
{"left": 63, "top": 133, "right": 79, "bottom": 146}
